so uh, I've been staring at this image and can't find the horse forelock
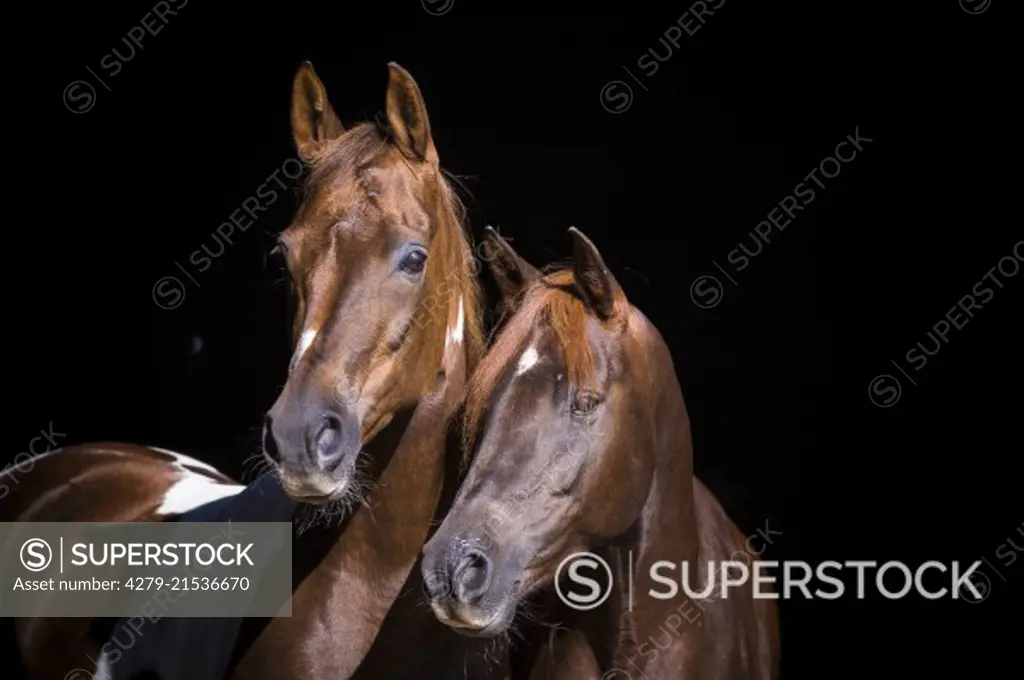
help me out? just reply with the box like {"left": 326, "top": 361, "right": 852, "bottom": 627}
{"left": 462, "top": 268, "right": 606, "bottom": 460}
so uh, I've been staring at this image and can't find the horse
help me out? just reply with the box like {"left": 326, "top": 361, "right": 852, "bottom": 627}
{"left": 1, "top": 443, "right": 247, "bottom": 679}
{"left": 3, "top": 61, "right": 507, "bottom": 680}
{"left": 229, "top": 59, "right": 506, "bottom": 680}
{"left": 421, "top": 228, "right": 780, "bottom": 679}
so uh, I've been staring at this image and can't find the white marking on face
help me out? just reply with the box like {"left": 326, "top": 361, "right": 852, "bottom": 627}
{"left": 445, "top": 296, "right": 465, "bottom": 352}
{"left": 516, "top": 346, "right": 540, "bottom": 376}
{"left": 289, "top": 328, "right": 319, "bottom": 372}
{"left": 156, "top": 475, "right": 245, "bottom": 515}
{"left": 296, "top": 329, "right": 318, "bottom": 360}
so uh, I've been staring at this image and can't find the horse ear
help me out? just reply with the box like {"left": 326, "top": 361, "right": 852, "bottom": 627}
{"left": 291, "top": 61, "right": 345, "bottom": 161}
{"left": 385, "top": 62, "right": 436, "bottom": 163}
{"left": 568, "top": 227, "right": 625, "bottom": 321}
{"left": 481, "top": 227, "right": 540, "bottom": 309}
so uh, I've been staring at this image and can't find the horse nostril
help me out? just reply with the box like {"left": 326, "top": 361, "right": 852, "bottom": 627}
{"left": 313, "top": 413, "right": 344, "bottom": 465}
{"left": 454, "top": 550, "right": 492, "bottom": 604}
{"left": 423, "top": 570, "right": 453, "bottom": 602}
{"left": 262, "top": 415, "right": 281, "bottom": 463}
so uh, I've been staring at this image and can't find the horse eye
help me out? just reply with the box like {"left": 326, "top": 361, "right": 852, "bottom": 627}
{"left": 270, "top": 241, "right": 288, "bottom": 261}
{"left": 571, "top": 392, "right": 602, "bottom": 417}
{"left": 399, "top": 248, "right": 428, "bottom": 275}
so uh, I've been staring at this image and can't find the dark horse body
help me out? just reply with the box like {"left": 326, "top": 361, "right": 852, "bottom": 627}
{"left": 3, "top": 62, "right": 507, "bottom": 680}
{"left": 422, "top": 228, "right": 780, "bottom": 679}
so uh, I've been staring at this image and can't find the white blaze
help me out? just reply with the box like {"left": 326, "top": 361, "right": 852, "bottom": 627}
{"left": 294, "top": 329, "right": 318, "bottom": 364}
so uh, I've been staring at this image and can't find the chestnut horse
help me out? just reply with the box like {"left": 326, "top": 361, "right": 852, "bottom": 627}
{"left": 231, "top": 61, "right": 504, "bottom": 680}
{"left": 3, "top": 62, "right": 507, "bottom": 680}
{"left": 422, "top": 228, "right": 780, "bottom": 679}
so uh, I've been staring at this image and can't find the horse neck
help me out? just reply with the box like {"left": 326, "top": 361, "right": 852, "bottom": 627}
{"left": 637, "top": 370, "right": 699, "bottom": 566}
{"left": 543, "top": 365, "right": 699, "bottom": 675}
{"left": 600, "top": 344, "right": 702, "bottom": 666}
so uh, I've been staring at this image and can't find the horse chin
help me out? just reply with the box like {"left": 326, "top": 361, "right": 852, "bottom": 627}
{"left": 293, "top": 485, "right": 349, "bottom": 506}
{"left": 277, "top": 471, "right": 350, "bottom": 505}
{"left": 431, "top": 599, "right": 516, "bottom": 638}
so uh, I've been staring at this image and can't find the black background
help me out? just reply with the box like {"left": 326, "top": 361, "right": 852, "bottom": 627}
{"left": 8, "top": 0, "right": 1018, "bottom": 677}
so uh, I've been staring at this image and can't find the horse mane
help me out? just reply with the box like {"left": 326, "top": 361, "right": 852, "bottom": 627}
{"left": 462, "top": 268, "right": 598, "bottom": 459}
{"left": 300, "top": 122, "right": 486, "bottom": 377}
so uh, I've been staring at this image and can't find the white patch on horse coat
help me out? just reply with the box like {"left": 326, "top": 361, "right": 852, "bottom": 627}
{"left": 148, "top": 447, "right": 224, "bottom": 477}
{"left": 445, "top": 297, "right": 465, "bottom": 352}
{"left": 156, "top": 475, "right": 245, "bottom": 515}
{"left": 516, "top": 346, "right": 540, "bottom": 376}
{"left": 149, "top": 446, "right": 243, "bottom": 516}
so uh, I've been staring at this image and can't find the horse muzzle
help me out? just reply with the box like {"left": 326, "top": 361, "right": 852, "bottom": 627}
{"left": 421, "top": 541, "right": 518, "bottom": 637}
{"left": 262, "top": 397, "right": 362, "bottom": 503}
